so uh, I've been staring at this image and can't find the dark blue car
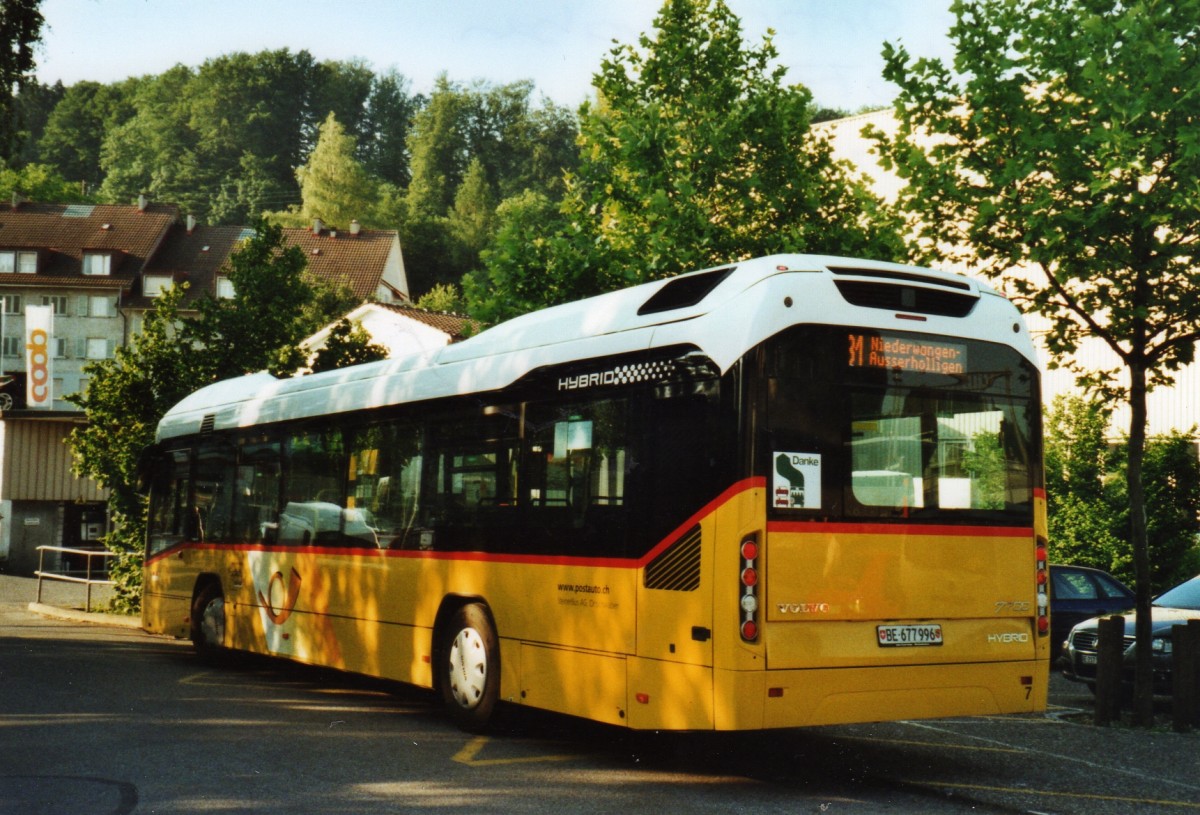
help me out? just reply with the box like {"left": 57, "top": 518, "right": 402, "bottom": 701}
{"left": 1061, "top": 573, "right": 1200, "bottom": 694}
{"left": 1050, "top": 564, "right": 1134, "bottom": 649}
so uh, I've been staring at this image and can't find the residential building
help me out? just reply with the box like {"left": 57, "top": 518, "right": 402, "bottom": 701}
{"left": 0, "top": 200, "right": 407, "bottom": 574}
{"left": 301, "top": 301, "right": 478, "bottom": 364}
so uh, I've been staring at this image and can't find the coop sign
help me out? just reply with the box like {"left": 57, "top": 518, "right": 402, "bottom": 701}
{"left": 25, "top": 305, "right": 53, "bottom": 409}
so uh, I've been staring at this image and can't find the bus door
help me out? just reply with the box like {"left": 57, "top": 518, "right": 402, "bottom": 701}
{"left": 144, "top": 448, "right": 198, "bottom": 638}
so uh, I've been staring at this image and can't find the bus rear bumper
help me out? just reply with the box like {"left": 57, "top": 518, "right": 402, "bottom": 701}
{"left": 714, "top": 660, "right": 1048, "bottom": 730}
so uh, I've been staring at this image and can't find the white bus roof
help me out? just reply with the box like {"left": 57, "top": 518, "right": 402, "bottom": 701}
{"left": 156, "top": 254, "right": 1033, "bottom": 442}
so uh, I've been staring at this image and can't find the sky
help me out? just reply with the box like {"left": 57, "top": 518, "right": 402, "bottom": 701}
{"left": 34, "top": 0, "right": 957, "bottom": 111}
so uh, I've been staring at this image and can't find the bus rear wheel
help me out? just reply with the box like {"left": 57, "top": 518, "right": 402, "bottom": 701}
{"left": 439, "top": 603, "right": 499, "bottom": 732}
{"left": 191, "top": 583, "right": 226, "bottom": 661}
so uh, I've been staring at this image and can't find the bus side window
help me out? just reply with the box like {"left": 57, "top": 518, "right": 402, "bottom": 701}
{"left": 235, "top": 438, "right": 281, "bottom": 544}
{"left": 193, "top": 444, "right": 236, "bottom": 543}
{"left": 348, "top": 422, "right": 423, "bottom": 549}
{"left": 281, "top": 427, "right": 347, "bottom": 547}
{"left": 524, "top": 398, "right": 628, "bottom": 555}
{"left": 424, "top": 407, "right": 520, "bottom": 550}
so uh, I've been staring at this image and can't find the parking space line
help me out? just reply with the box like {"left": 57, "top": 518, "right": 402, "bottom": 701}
{"left": 452, "top": 736, "right": 579, "bottom": 767}
{"left": 905, "top": 720, "right": 1200, "bottom": 796}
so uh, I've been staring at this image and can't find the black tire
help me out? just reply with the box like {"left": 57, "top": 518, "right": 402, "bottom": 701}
{"left": 191, "top": 583, "right": 226, "bottom": 661}
{"left": 438, "top": 603, "right": 500, "bottom": 732}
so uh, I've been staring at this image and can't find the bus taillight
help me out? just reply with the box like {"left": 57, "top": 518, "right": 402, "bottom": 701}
{"left": 740, "top": 534, "right": 760, "bottom": 642}
{"left": 1035, "top": 536, "right": 1049, "bottom": 636}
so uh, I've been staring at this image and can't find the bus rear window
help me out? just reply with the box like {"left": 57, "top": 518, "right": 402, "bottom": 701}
{"left": 765, "top": 325, "right": 1039, "bottom": 523}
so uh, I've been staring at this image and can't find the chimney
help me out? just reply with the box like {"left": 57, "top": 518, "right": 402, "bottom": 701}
{"left": 349, "top": 219, "right": 361, "bottom": 236}
{"left": 186, "top": 214, "right": 196, "bottom": 233}
{"left": 138, "top": 193, "right": 149, "bottom": 212}
{"left": 313, "top": 217, "right": 323, "bottom": 235}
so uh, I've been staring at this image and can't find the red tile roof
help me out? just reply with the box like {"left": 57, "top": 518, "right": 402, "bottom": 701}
{"left": 137, "top": 224, "right": 248, "bottom": 307}
{"left": 283, "top": 225, "right": 399, "bottom": 300}
{"left": 0, "top": 204, "right": 402, "bottom": 309}
{"left": 0, "top": 201, "right": 178, "bottom": 291}
{"left": 374, "top": 302, "right": 479, "bottom": 340}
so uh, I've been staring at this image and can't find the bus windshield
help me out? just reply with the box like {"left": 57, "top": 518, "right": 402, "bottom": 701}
{"left": 766, "top": 325, "right": 1038, "bottom": 523}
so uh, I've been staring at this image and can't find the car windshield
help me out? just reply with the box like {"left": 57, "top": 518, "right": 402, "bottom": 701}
{"left": 1154, "top": 576, "right": 1200, "bottom": 610}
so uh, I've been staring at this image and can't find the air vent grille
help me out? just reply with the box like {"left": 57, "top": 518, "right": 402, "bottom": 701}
{"left": 829, "top": 266, "right": 973, "bottom": 291}
{"left": 638, "top": 268, "right": 734, "bottom": 316}
{"left": 644, "top": 524, "right": 702, "bottom": 591}
{"left": 834, "top": 280, "right": 977, "bottom": 317}
{"left": 199, "top": 414, "right": 216, "bottom": 434}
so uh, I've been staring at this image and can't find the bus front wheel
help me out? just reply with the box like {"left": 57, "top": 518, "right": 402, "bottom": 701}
{"left": 191, "top": 583, "right": 226, "bottom": 661}
{"left": 438, "top": 603, "right": 499, "bottom": 731}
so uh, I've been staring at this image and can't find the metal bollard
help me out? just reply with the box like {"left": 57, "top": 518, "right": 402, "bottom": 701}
{"left": 1094, "top": 615, "right": 1125, "bottom": 726}
{"left": 1173, "top": 619, "right": 1200, "bottom": 733}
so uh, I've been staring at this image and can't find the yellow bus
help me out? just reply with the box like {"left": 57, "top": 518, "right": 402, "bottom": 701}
{"left": 141, "top": 254, "right": 1050, "bottom": 731}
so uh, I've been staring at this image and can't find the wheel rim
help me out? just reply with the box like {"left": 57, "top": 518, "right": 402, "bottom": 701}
{"left": 200, "top": 596, "right": 225, "bottom": 648}
{"left": 447, "top": 626, "right": 488, "bottom": 710}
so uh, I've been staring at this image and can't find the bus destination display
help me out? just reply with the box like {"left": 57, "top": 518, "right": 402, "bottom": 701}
{"left": 848, "top": 332, "right": 967, "bottom": 375}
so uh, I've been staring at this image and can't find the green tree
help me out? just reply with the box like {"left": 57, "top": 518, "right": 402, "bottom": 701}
{"left": 462, "top": 189, "right": 597, "bottom": 323}
{"left": 12, "top": 78, "right": 62, "bottom": 166}
{"left": 400, "top": 76, "right": 579, "bottom": 296}
{"left": 37, "top": 79, "right": 136, "bottom": 191}
{"left": 414, "top": 282, "right": 465, "bottom": 314}
{"left": 872, "top": 0, "right": 1200, "bottom": 724}
{"left": 1108, "top": 433, "right": 1200, "bottom": 591}
{"left": 0, "top": 0, "right": 43, "bottom": 164}
{"left": 97, "top": 67, "right": 197, "bottom": 209}
{"left": 447, "top": 157, "right": 497, "bottom": 271}
{"left": 463, "top": 0, "right": 905, "bottom": 321}
{"left": 1045, "top": 395, "right": 1200, "bottom": 591}
{"left": 308, "top": 318, "right": 389, "bottom": 373}
{"left": 268, "top": 113, "right": 380, "bottom": 230}
{"left": 1044, "top": 395, "right": 1124, "bottom": 571}
{"left": 67, "top": 285, "right": 206, "bottom": 611}
{"left": 361, "top": 69, "right": 423, "bottom": 187}
{"left": 298, "top": 272, "right": 362, "bottom": 337}
{"left": 70, "top": 223, "right": 323, "bottom": 608}
{"left": 0, "top": 162, "right": 91, "bottom": 203}
{"left": 189, "top": 220, "right": 314, "bottom": 377}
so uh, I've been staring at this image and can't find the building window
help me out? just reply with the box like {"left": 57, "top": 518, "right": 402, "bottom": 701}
{"left": 52, "top": 337, "right": 68, "bottom": 359}
{"left": 216, "top": 276, "right": 235, "bottom": 299}
{"left": 2, "top": 295, "right": 21, "bottom": 314}
{"left": 81, "top": 295, "right": 115, "bottom": 317}
{"left": 144, "top": 275, "right": 174, "bottom": 297}
{"left": 1, "top": 336, "right": 21, "bottom": 357}
{"left": 42, "top": 295, "right": 69, "bottom": 315}
{"left": 85, "top": 338, "right": 111, "bottom": 359}
{"left": 0, "top": 251, "right": 36, "bottom": 274}
{"left": 82, "top": 253, "right": 111, "bottom": 276}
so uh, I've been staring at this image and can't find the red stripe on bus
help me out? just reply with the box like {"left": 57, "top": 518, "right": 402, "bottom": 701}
{"left": 767, "top": 521, "right": 1034, "bottom": 537}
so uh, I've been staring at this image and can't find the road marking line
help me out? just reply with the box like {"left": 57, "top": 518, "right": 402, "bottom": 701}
{"left": 847, "top": 736, "right": 1023, "bottom": 754}
{"left": 905, "top": 720, "right": 1200, "bottom": 795}
{"left": 918, "top": 780, "right": 1200, "bottom": 810}
{"left": 452, "top": 736, "right": 578, "bottom": 767}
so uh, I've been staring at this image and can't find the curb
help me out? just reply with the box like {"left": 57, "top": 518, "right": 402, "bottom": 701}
{"left": 27, "top": 602, "right": 143, "bottom": 629}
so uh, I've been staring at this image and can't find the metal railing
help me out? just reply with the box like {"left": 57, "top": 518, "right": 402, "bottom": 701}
{"left": 35, "top": 545, "right": 116, "bottom": 613}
